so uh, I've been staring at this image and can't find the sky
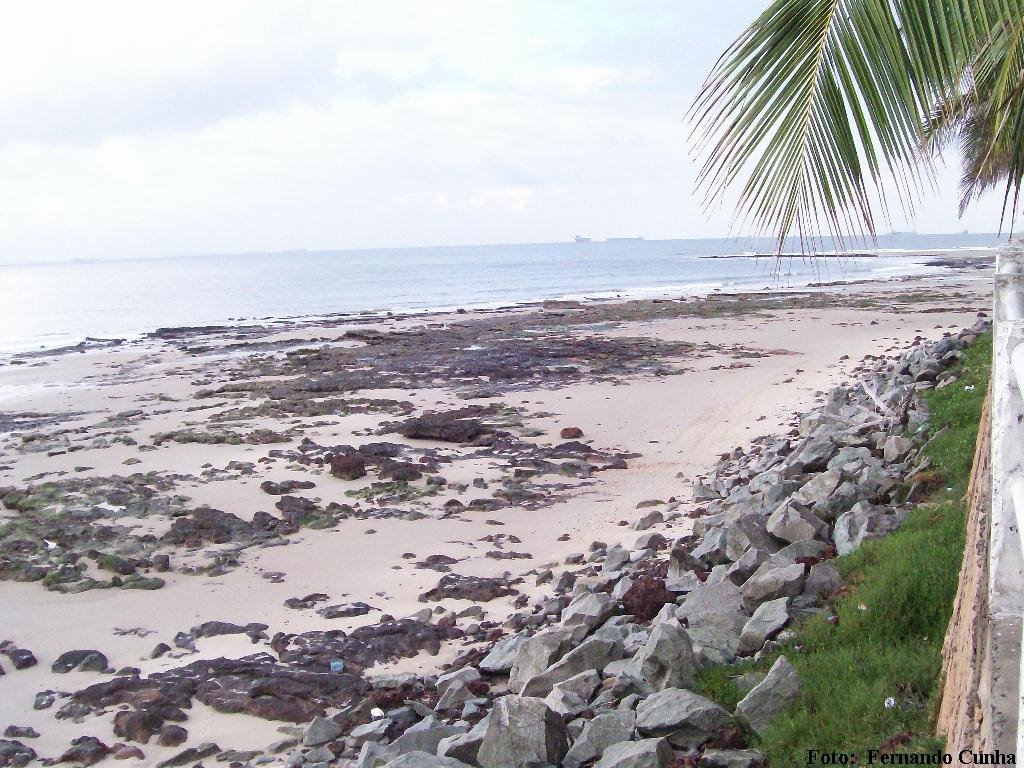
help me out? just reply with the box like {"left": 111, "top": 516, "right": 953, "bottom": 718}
{"left": 0, "top": 1, "right": 1010, "bottom": 264}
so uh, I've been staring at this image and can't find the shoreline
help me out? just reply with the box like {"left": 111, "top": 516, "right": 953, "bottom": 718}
{"left": 0, "top": 249, "right": 993, "bottom": 359}
{"left": 0, "top": 264, "right": 995, "bottom": 765}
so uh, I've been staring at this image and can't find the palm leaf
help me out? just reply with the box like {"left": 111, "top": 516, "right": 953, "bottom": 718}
{"left": 690, "top": 0, "right": 1022, "bottom": 251}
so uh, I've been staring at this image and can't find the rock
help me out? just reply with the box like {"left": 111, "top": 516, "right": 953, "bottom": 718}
{"left": 382, "top": 753, "right": 473, "bottom": 767}
{"left": 726, "top": 548, "right": 768, "bottom": 586}
{"left": 60, "top": 736, "right": 110, "bottom": 766}
{"left": 804, "top": 561, "right": 842, "bottom": 598}
{"left": 396, "top": 412, "right": 486, "bottom": 443}
{"left": 508, "top": 627, "right": 574, "bottom": 691}
{"left": 155, "top": 743, "right": 219, "bottom": 768}
{"left": 1, "top": 728, "right": 37, "bottom": 740}
{"left": 691, "top": 527, "right": 730, "bottom": 566}
{"left": 766, "top": 501, "right": 826, "bottom": 544}
{"left": 110, "top": 743, "right": 146, "bottom": 760}
{"left": 260, "top": 479, "right": 316, "bottom": 495}
{"left": 790, "top": 469, "right": 842, "bottom": 511}
{"left": 304, "top": 715, "right": 344, "bottom": 746}
{"left": 191, "top": 620, "right": 269, "bottom": 639}
{"left": 784, "top": 434, "right": 837, "bottom": 474}
{"left": 420, "top": 574, "right": 517, "bottom": 603}
{"left": 0, "top": 644, "right": 37, "bottom": 671}
{"left": 677, "top": 580, "right": 743, "bottom": 623}
{"left": 700, "top": 749, "right": 765, "bottom": 768}
{"left": 594, "top": 738, "right": 673, "bottom": 768}
{"left": 735, "top": 656, "right": 801, "bottom": 736}
{"left": 328, "top": 452, "right": 368, "bottom": 481}
{"left": 667, "top": 544, "right": 705, "bottom": 591}
{"left": 479, "top": 633, "right": 529, "bottom": 674}
{"left": 162, "top": 506, "right": 252, "bottom": 546}
{"left": 882, "top": 435, "right": 915, "bottom": 463}
{"left": 739, "top": 597, "right": 789, "bottom": 654}
{"left": 0, "top": 740, "right": 36, "bottom": 768}
{"left": 544, "top": 669, "right": 601, "bottom": 716}
{"left": 437, "top": 716, "right": 489, "bottom": 764}
{"left": 435, "top": 681, "right": 475, "bottom": 710}
{"left": 628, "top": 622, "right": 698, "bottom": 690}
{"left": 52, "top": 650, "right": 108, "bottom": 674}
{"left": 563, "top": 710, "right": 636, "bottom": 768}
{"left": 686, "top": 612, "right": 745, "bottom": 665}
{"left": 636, "top": 688, "right": 733, "bottom": 747}
{"left": 741, "top": 563, "right": 805, "bottom": 613}
{"left": 603, "top": 544, "right": 630, "bottom": 574}
{"left": 390, "top": 717, "right": 467, "bottom": 755}
{"left": 561, "top": 591, "right": 619, "bottom": 640}
{"left": 833, "top": 502, "right": 904, "bottom": 555}
{"left": 560, "top": 427, "right": 585, "bottom": 439}
{"left": 632, "top": 510, "right": 664, "bottom": 531}
{"left": 477, "top": 695, "right": 568, "bottom": 768}
{"left": 156, "top": 725, "right": 187, "bottom": 748}
{"left": 723, "top": 517, "right": 779, "bottom": 561}
{"left": 436, "top": 667, "right": 480, "bottom": 697}
{"left": 521, "top": 637, "right": 622, "bottom": 697}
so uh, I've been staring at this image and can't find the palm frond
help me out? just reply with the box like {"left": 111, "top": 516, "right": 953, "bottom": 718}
{"left": 690, "top": 0, "right": 1022, "bottom": 250}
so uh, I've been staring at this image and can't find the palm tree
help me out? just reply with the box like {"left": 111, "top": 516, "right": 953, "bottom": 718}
{"left": 690, "top": 0, "right": 1024, "bottom": 251}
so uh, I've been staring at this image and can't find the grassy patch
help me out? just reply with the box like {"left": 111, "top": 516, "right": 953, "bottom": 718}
{"left": 703, "top": 332, "right": 991, "bottom": 762}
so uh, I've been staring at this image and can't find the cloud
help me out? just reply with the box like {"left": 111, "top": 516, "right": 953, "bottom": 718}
{"left": 0, "top": 0, "right": 1008, "bottom": 263}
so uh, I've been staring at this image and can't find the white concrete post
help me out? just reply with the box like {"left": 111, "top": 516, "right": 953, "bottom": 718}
{"left": 992, "top": 242, "right": 1024, "bottom": 755}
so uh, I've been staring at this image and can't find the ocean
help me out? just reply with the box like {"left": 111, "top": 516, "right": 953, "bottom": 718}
{"left": 0, "top": 233, "right": 1001, "bottom": 354}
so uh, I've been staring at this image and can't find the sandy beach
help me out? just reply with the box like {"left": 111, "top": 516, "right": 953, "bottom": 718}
{"left": 0, "top": 261, "right": 994, "bottom": 765}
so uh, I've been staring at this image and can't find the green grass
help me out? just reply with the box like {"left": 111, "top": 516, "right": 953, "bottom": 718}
{"left": 696, "top": 330, "right": 992, "bottom": 763}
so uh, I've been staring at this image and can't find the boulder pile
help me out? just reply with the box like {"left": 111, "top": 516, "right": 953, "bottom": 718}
{"left": 253, "top": 320, "right": 987, "bottom": 767}
{"left": 30, "top": 320, "right": 986, "bottom": 768}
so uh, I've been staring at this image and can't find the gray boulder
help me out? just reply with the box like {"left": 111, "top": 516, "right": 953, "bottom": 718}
{"left": 686, "top": 611, "right": 745, "bottom": 665}
{"left": 544, "top": 669, "right": 601, "bottom": 717}
{"left": 381, "top": 753, "right": 473, "bottom": 768}
{"left": 804, "top": 562, "right": 842, "bottom": 598}
{"left": 833, "top": 502, "right": 903, "bottom": 555}
{"left": 627, "top": 622, "right": 698, "bottom": 690}
{"left": 882, "top": 435, "right": 915, "bottom": 463}
{"left": 636, "top": 688, "right": 733, "bottom": 747}
{"left": 735, "top": 656, "right": 802, "bottom": 736}
{"left": 521, "top": 637, "right": 622, "bottom": 697}
{"left": 667, "top": 544, "right": 705, "bottom": 591}
{"left": 561, "top": 591, "right": 619, "bottom": 640}
{"left": 603, "top": 544, "right": 630, "bottom": 573}
{"left": 480, "top": 633, "right": 529, "bottom": 674}
{"left": 304, "top": 716, "right": 344, "bottom": 746}
{"left": 633, "top": 510, "right": 664, "bottom": 531}
{"left": 563, "top": 711, "right": 636, "bottom": 768}
{"left": 477, "top": 695, "right": 568, "bottom": 768}
{"left": 700, "top": 750, "right": 765, "bottom": 768}
{"left": 741, "top": 563, "right": 805, "bottom": 613}
{"left": 791, "top": 469, "right": 842, "bottom": 510}
{"left": 678, "top": 579, "right": 743, "bottom": 623}
{"left": 595, "top": 738, "right": 673, "bottom": 768}
{"left": 726, "top": 548, "right": 769, "bottom": 586}
{"left": 723, "top": 516, "right": 779, "bottom": 561}
{"left": 391, "top": 717, "right": 467, "bottom": 756}
{"left": 508, "top": 627, "right": 574, "bottom": 691}
{"left": 783, "top": 434, "right": 837, "bottom": 475}
{"left": 738, "top": 597, "right": 789, "bottom": 655}
{"left": 766, "top": 502, "right": 826, "bottom": 544}
{"left": 437, "top": 717, "right": 488, "bottom": 765}
{"left": 692, "top": 527, "right": 731, "bottom": 566}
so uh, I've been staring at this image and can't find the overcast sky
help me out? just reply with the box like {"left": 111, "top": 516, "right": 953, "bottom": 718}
{"left": 0, "top": 1, "right": 1009, "bottom": 263}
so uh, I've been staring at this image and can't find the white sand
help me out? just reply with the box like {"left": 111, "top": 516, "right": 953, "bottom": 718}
{"left": 0, "top": 268, "right": 993, "bottom": 764}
